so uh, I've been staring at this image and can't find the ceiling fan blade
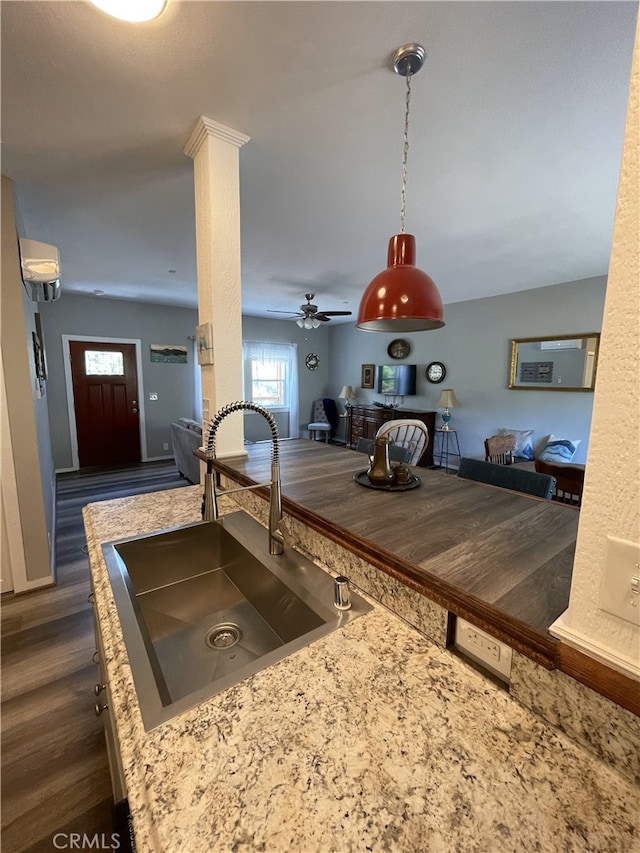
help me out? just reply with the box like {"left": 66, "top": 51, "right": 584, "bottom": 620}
{"left": 317, "top": 310, "right": 352, "bottom": 317}
{"left": 267, "top": 309, "right": 303, "bottom": 316}
{"left": 314, "top": 314, "right": 332, "bottom": 322}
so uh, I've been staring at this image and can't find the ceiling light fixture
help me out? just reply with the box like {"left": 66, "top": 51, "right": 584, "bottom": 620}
{"left": 88, "top": 0, "right": 167, "bottom": 23}
{"left": 296, "top": 317, "right": 321, "bottom": 330}
{"left": 357, "top": 44, "right": 445, "bottom": 333}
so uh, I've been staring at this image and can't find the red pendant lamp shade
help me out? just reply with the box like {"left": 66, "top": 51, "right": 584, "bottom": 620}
{"left": 356, "top": 234, "right": 444, "bottom": 332}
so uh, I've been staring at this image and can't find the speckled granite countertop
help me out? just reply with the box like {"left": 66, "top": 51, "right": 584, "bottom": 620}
{"left": 84, "top": 486, "right": 639, "bottom": 853}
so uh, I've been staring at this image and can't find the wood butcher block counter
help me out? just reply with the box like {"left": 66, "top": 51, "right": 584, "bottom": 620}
{"left": 199, "top": 439, "right": 579, "bottom": 666}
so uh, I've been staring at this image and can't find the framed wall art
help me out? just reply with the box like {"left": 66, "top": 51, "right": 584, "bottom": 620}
{"left": 196, "top": 323, "right": 214, "bottom": 365}
{"left": 150, "top": 344, "right": 188, "bottom": 364}
{"left": 361, "top": 363, "right": 375, "bottom": 389}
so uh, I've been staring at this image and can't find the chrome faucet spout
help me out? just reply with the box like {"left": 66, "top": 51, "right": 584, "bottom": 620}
{"left": 202, "top": 401, "right": 284, "bottom": 555}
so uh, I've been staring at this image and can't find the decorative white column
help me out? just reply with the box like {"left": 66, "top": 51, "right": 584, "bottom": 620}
{"left": 184, "top": 117, "right": 250, "bottom": 459}
{"left": 549, "top": 19, "right": 639, "bottom": 678}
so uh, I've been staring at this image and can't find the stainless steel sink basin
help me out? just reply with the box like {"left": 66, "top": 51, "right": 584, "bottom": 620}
{"left": 102, "top": 511, "right": 371, "bottom": 730}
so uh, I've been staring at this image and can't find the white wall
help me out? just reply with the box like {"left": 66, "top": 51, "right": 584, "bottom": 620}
{"left": 327, "top": 275, "right": 606, "bottom": 464}
{"left": 1, "top": 175, "right": 55, "bottom": 588}
{"left": 551, "top": 19, "right": 639, "bottom": 677}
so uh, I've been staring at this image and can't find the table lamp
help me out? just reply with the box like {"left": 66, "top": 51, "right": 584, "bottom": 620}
{"left": 339, "top": 385, "right": 356, "bottom": 411}
{"left": 436, "top": 388, "right": 459, "bottom": 430}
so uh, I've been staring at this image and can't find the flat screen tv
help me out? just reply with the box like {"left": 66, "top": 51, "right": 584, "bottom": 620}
{"left": 377, "top": 364, "right": 417, "bottom": 396}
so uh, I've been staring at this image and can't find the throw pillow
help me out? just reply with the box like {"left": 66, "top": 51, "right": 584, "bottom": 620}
{"left": 497, "top": 428, "right": 535, "bottom": 461}
{"left": 538, "top": 434, "right": 581, "bottom": 463}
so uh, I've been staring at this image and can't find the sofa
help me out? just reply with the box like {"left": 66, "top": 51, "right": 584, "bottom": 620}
{"left": 170, "top": 418, "right": 203, "bottom": 484}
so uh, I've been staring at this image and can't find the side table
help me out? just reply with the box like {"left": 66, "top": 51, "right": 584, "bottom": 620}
{"left": 434, "top": 428, "right": 461, "bottom": 473}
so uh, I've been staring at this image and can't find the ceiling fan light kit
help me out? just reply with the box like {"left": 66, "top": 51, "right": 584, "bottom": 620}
{"left": 297, "top": 317, "right": 321, "bottom": 330}
{"left": 269, "top": 293, "right": 352, "bottom": 329}
{"left": 357, "top": 44, "right": 445, "bottom": 333}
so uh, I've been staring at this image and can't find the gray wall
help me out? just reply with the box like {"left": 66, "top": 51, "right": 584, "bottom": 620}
{"left": 39, "top": 299, "right": 333, "bottom": 469}
{"left": 39, "top": 276, "right": 603, "bottom": 472}
{"left": 327, "top": 276, "right": 607, "bottom": 465}
{"left": 39, "top": 294, "right": 198, "bottom": 469}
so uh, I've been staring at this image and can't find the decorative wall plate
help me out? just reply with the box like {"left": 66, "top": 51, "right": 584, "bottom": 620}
{"left": 426, "top": 361, "right": 446, "bottom": 383}
{"left": 387, "top": 339, "right": 411, "bottom": 359}
{"left": 305, "top": 353, "right": 320, "bottom": 371}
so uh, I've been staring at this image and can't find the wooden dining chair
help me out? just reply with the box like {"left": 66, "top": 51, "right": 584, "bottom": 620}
{"left": 484, "top": 434, "right": 516, "bottom": 465}
{"left": 355, "top": 437, "right": 411, "bottom": 464}
{"left": 375, "top": 419, "right": 429, "bottom": 466}
{"left": 534, "top": 459, "right": 585, "bottom": 507}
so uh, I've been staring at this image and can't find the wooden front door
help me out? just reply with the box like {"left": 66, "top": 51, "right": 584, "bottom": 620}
{"left": 70, "top": 340, "right": 141, "bottom": 467}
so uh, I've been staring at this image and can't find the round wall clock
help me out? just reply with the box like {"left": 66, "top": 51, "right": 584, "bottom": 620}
{"left": 305, "top": 353, "right": 320, "bottom": 371}
{"left": 387, "top": 339, "right": 411, "bottom": 360}
{"left": 426, "top": 361, "right": 446, "bottom": 383}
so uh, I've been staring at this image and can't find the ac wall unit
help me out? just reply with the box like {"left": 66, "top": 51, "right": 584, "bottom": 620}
{"left": 19, "top": 238, "right": 62, "bottom": 302}
{"left": 540, "top": 339, "right": 582, "bottom": 351}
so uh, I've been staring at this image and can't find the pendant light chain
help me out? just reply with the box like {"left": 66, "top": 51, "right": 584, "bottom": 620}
{"left": 400, "top": 71, "right": 412, "bottom": 234}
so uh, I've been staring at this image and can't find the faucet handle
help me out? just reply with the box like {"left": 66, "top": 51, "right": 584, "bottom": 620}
{"left": 273, "top": 517, "right": 294, "bottom": 549}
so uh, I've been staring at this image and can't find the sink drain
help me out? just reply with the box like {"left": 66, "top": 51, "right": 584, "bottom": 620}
{"left": 205, "top": 623, "right": 242, "bottom": 650}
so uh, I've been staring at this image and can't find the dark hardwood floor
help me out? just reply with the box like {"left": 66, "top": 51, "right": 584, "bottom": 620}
{"left": 1, "top": 461, "right": 190, "bottom": 853}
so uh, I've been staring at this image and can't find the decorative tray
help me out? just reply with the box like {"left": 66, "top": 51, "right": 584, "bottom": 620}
{"left": 353, "top": 470, "right": 422, "bottom": 492}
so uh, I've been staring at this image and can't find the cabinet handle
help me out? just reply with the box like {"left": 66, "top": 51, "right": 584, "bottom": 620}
{"left": 92, "top": 650, "right": 100, "bottom": 665}
{"left": 87, "top": 592, "right": 95, "bottom": 604}
{"left": 94, "top": 683, "right": 106, "bottom": 696}
{"left": 95, "top": 702, "right": 109, "bottom": 717}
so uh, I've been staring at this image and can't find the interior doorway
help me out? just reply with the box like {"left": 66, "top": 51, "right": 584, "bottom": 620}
{"left": 63, "top": 336, "right": 147, "bottom": 469}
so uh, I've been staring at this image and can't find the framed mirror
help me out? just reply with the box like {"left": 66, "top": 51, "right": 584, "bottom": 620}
{"left": 509, "top": 333, "right": 600, "bottom": 391}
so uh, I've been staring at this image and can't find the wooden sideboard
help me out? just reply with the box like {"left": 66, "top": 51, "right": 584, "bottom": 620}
{"left": 346, "top": 406, "right": 436, "bottom": 467}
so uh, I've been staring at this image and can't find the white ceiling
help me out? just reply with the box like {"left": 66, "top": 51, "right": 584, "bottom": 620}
{"left": 1, "top": 1, "right": 637, "bottom": 323}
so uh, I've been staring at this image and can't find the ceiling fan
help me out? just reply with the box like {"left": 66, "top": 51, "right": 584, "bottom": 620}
{"left": 268, "top": 293, "right": 352, "bottom": 328}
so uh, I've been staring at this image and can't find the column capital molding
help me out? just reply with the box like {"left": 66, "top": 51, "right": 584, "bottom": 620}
{"left": 183, "top": 116, "right": 250, "bottom": 159}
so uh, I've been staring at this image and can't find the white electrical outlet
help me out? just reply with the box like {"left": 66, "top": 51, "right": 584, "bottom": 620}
{"left": 454, "top": 617, "right": 512, "bottom": 682}
{"left": 599, "top": 536, "right": 640, "bottom": 626}
{"left": 202, "top": 398, "right": 211, "bottom": 423}
{"left": 163, "top": 442, "right": 169, "bottom": 451}
{"left": 149, "top": 392, "right": 158, "bottom": 401}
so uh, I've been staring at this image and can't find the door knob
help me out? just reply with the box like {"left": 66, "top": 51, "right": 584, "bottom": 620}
{"left": 132, "top": 408, "right": 138, "bottom": 413}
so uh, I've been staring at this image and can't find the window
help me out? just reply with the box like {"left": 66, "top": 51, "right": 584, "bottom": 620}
{"left": 84, "top": 350, "right": 124, "bottom": 376}
{"left": 251, "top": 358, "right": 286, "bottom": 406}
{"left": 242, "top": 341, "right": 299, "bottom": 437}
